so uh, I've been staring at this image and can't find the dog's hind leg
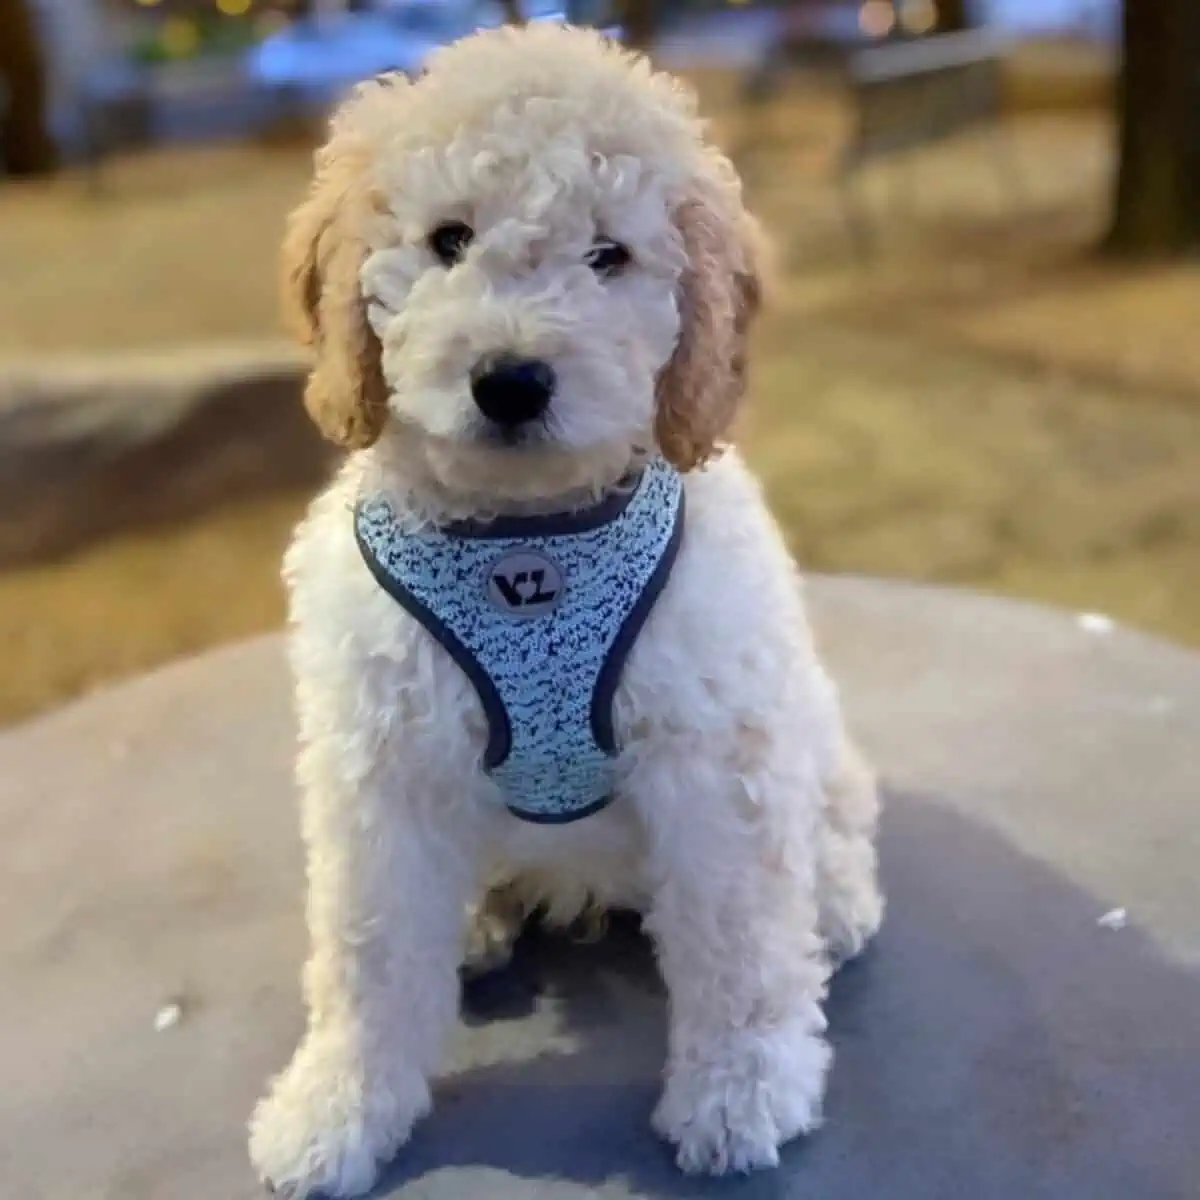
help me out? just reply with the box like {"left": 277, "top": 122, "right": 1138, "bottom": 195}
{"left": 462, "top": 882, "right": 529, "bottom": 979}
{"left": 463, "top": 875, "right": 616, "bottom": 979}
{"left": 817, "top": 735, "right": 884, "bottom": 969}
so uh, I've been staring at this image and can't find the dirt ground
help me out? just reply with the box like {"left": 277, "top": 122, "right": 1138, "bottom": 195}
{"left": 2, "top": 76, "right": 1200, "bottom": 726}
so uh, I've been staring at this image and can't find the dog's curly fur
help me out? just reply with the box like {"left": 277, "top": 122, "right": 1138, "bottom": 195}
{"left": 249, "top": 24, "right": 882, "bottom": 1198}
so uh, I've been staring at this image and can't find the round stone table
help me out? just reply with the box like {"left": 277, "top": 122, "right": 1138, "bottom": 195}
{"left": 2, "top": 579, "right": 1197, "bottom": 1200}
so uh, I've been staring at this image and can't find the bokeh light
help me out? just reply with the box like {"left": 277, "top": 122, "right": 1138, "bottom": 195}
{"left": 859, "top": 1, "right": 897, "bottom": 39}
{"left": 898, "top": 0, "right": 938, "bottom": 35}
{"left": 159, "top": 16, "right": 200, "bottom": 59}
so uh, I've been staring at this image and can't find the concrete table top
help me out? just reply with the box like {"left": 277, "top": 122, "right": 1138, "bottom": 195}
{"left": 2, "top": 578, "right": 1197, "bottom": 1200}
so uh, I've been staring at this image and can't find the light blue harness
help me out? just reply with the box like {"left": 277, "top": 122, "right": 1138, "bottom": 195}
{"left": 354, "top": 460, "right": 685, "bottom": 823}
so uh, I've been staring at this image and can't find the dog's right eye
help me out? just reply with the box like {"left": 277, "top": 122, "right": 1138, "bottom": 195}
{"left": 428, "top": 222, "right": 474, "bottom": 265}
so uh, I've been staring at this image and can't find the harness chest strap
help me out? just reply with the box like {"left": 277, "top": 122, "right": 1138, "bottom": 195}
{"left": 354, "top": 460, "right": 685, "bottom": 824}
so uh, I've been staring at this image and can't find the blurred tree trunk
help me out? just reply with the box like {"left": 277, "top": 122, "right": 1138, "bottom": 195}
{"left": 0, "top": 0, "right": 58, "bottom": 176}
{"left": 615, "top": 0, "right": 660, "bottom": 53}
{"left": 934, "top": 0, "right": 972, "bottom": 31}
{"left": 1106, "top": 0, "right": 1200, "bottom": 257}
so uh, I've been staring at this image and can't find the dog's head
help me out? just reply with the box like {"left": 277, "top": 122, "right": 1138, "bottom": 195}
{"left": 284, "top": 24, "right": 762, "bottom": 502}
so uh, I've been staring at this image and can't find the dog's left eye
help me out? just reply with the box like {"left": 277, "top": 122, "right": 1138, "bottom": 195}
{"left": 585, "top": 239, "right": 631, "bottom": 277}
{"left": 428, "top": 221, "right": 474, "bottom": 265}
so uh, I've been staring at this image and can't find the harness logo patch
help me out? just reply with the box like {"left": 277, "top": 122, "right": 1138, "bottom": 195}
{"left": 486, "top": 550, "right": 565, "bottom": 617}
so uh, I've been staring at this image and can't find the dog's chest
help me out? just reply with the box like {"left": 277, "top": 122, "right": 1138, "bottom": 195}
{"left": 355, "top": 461, "right": 685, "bottom": 825}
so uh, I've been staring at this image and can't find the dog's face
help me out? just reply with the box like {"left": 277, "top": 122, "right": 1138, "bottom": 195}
{"left": 358, "top": 91, "right": 688, "bottom": 492}
{"left": 285, "top": 26, "right": 761, "bottom": 502}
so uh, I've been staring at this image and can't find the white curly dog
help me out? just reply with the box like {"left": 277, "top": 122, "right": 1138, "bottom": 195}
{"left": 249, "top": 23, "right": 882, "bottom": 1198}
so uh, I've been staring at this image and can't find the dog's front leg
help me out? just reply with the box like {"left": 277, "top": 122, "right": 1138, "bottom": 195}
{"left": 249, "top": 729, "right": 479, "bottom": 1199}
{"left": 631, "top": 740, "right": 832, "bottom": 1176}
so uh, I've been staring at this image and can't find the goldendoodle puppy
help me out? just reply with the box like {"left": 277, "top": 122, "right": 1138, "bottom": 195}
{"left": 249, "top": 23, "right": 882, "bottom": 1198}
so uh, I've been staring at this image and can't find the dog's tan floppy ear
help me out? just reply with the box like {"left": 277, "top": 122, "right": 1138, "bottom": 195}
{"left": 655, "top": 181, "right": 764, "bottom": 472}
{"left": 282, "top": 138, "right": 388, "bottom": 450}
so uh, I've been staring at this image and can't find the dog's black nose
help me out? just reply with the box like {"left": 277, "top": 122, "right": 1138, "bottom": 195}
{"left": 471, "top": 357, "right": 555, "bottom": 429}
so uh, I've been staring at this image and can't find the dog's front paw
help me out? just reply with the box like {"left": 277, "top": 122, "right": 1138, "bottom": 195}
{"left": 652, "top": 1025, "right": 831, "bottom": 1176}
{"left": 249, "top": 1033, "right": 430, "bottom": 1199}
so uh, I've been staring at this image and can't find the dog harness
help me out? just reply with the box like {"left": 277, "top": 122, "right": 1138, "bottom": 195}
{"left": 354, "top": 459, "right": 685, "bottom": 824}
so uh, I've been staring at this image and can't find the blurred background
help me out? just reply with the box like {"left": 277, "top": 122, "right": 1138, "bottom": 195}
{"left": 1, "top": 0, "right": 1198, "bottom": 726}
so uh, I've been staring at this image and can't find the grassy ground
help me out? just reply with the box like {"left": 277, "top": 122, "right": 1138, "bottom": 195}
{"left": 2, "top": 77, "right": 1199, "bottom": 726}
